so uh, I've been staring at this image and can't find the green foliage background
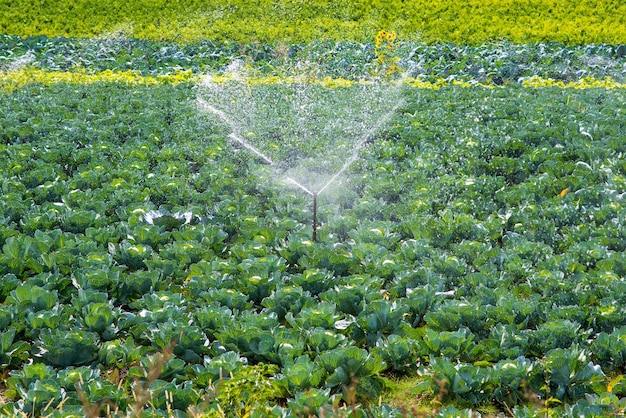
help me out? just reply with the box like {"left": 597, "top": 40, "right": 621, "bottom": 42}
{"left": 1, "top": 0, "right": 625, "bottom": 44}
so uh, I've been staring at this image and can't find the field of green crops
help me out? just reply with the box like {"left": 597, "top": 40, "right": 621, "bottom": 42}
{"left": 2, "top": 0, "right": 626, "bottom": 44}
{"left": 1, "top": 2, "right": 626, "bottom": 417}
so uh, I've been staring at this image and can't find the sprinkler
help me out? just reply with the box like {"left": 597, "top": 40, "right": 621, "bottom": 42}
{"left": 198, "top": 73, "right": 407, "bottom": 244}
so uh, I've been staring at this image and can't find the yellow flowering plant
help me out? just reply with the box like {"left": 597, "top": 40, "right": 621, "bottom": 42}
{"left": 374, "top": 30, "right": 400, "bottom": 77}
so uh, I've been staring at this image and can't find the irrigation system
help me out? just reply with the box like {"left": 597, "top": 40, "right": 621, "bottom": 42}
{"left": 197, "top": 77, "right": 405, "bottom": 242}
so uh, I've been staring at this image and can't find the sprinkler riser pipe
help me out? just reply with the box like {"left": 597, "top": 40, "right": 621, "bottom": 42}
{"left": 312, "top": 193, "right": 318, "bottom": 242}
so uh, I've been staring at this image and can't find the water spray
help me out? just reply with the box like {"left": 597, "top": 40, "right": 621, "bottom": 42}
{"left": 198, "top": 71, "right": 407, "bottom": 242}
{"left": 199, "top": 97, "right": 319, "bottom": 240}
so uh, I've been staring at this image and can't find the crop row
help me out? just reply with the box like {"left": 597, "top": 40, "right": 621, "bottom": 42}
{"left": 1, "top": 0, "right": 625, "bottom": 44}
{"left": 1, "top": 80, "right": 625, "bottom": 415}
{"left": 2, "top": 68, "right": 626, "bottom": 95}
{"left": 2, "top": 35, "right": 625, "bottom": 84}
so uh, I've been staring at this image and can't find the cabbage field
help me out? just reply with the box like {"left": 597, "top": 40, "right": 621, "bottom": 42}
{"left": 1, "top": 2, "right": 626, "bottom": 417}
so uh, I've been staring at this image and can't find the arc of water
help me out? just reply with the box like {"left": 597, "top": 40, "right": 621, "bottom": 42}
{"left": 199, "top": 78, "right": 405, "bottom": 198}
{"left": 285, "top": 177, "right": 314, "bottom": 196}
{"left": 228, "top": 133, "right": 276, "bottom": 165}
{"left": 316, "top": 98, "right": 404, "bottom": 195}
{"left": 197, "top": 98, "right": 234, "bottom": 127}
{"left": 198, "top": 97, "right": 314, "bottom": 196}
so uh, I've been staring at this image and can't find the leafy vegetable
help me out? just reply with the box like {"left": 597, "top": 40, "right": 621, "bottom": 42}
{"left": 0, "top": 46, "right": 624, "bottom": 416}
